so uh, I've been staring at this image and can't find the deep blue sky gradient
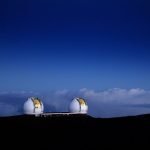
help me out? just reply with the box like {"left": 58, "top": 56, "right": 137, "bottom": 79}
{"left": 0, "top": 0, "right": 150, "bottom": 91}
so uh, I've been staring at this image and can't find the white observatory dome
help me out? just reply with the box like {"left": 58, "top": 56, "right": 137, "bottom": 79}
{"left": 23, "top": 97, "right": 44, "bottom": 115}
{"left": 69, "top": 98, "right": 88, "bottom": 114}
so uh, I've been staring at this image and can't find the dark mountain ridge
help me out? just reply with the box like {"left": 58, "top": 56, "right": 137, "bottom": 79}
{"left": 1, "top": 114, "right": 150, "bottom": 149}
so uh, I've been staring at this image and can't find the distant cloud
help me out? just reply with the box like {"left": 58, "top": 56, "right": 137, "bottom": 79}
{"left": 0, "top": 91, "right": 41, "bottom": 116}
{"left": 0, "top": 88, "right": 150, "bottom": 117}
{"left": 79, "top": 88, "right": 148, "bottom": 104}
{"left": 41, "top": 90, "right": 76, "bottom": 112}
{"left": 0, "top": 102, "right": 19, "bottom": 116}
{"left": 79, "top": 88, "right": 150, "bottom": 117}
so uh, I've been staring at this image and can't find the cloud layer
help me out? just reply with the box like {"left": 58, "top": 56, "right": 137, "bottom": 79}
{"left": 79, "top": 88, "right": 150, "bottom": 117}
{"left": 1, "top": 88, "right": 150, "bottom": 117}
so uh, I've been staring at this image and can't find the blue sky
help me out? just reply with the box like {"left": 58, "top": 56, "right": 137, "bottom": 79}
{"left": 0, "top": 0, "right": 150, "bottom": 117}
{"left": 0, "top": 0, "right": 150, "bottom": 91}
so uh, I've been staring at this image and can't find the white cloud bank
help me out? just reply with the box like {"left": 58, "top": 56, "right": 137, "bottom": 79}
{"left": 79, "top": 88, "right": 148, "bottom": 104}
{"left": 78, "top": 88, "right": 150, "bottom": 117}
{"left": 1, "top": 88, "right": 150, "bottom": 117}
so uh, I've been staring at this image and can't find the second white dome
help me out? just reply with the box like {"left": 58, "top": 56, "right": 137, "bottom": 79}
{"left": 69, "top": 98, "right": 88, "bottom": 114}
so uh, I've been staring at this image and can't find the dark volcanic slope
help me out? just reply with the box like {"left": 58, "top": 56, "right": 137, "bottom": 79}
{"left": 1, "top": 114, "right": 150, "bottom": 149}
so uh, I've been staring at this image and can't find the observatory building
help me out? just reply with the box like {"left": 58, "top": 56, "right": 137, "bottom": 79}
{"left": 69, "top": 98, "right": 88, "bottom": 114}
{"left": 23, "top": 97, "right": 44, "bottom": 115}
{"left": 23, "top": 97, "right": 88, "bottom": 117}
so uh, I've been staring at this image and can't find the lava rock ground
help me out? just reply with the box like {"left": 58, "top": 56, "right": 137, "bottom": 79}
{"left": 0, "top": 114, "right": 150, "bottom": 149}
